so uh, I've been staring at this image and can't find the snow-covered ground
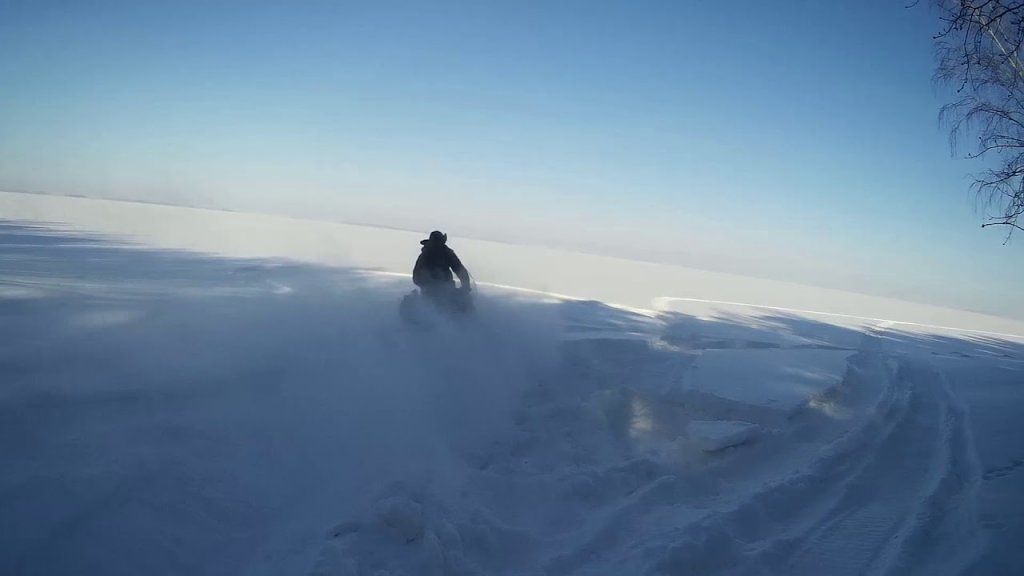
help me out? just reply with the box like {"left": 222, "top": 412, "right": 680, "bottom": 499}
{"left": 1, "top": 191, "right": 1022, "bottom": 575}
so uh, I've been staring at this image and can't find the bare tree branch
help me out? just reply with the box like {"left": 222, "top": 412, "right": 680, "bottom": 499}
{"left": 929, "top": 0, "right": 1024, "bottom": 238}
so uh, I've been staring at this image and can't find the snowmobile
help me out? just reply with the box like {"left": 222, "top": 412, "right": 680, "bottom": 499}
{"left": 399, "top": 283, "right": 475, "bottom": 328}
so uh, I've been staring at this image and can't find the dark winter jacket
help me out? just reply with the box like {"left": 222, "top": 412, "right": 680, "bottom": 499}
{"left": 413, "top": 241, "right": 470, "bottom": 288}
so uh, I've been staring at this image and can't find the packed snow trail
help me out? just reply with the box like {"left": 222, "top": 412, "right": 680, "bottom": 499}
{"left": 0, "top": 209, "right": 1022, "bottom": 575}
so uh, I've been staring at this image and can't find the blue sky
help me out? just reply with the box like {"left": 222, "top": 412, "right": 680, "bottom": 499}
{"left": 1, "top": 0, "right": 1021, "bottom": 317}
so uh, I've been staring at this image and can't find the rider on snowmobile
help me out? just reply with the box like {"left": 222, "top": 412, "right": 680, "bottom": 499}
{"left": 413, "top": 230, "right": 471, "bottom": 305}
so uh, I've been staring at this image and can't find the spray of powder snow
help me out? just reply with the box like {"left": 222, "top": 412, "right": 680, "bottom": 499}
{"left": 0, "top": 222, "right": 566, "bottom": 576}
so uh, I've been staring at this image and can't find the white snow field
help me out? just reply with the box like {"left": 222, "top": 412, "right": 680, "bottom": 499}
{"left": 1, "top": 191, "right": 1023, "bottom": 576}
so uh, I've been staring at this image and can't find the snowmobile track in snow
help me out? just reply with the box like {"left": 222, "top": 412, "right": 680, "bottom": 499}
{"left": 637, "top": 337, "right": 984, "bottom": 576}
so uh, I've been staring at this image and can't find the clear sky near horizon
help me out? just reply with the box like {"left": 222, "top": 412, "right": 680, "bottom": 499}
{"left": 1, "top": 0, "right": 1021, "bottom": 318}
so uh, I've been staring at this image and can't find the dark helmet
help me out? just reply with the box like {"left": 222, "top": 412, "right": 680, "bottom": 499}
{"left": 421, "top": 230, "right": 447, "bottom": 245}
